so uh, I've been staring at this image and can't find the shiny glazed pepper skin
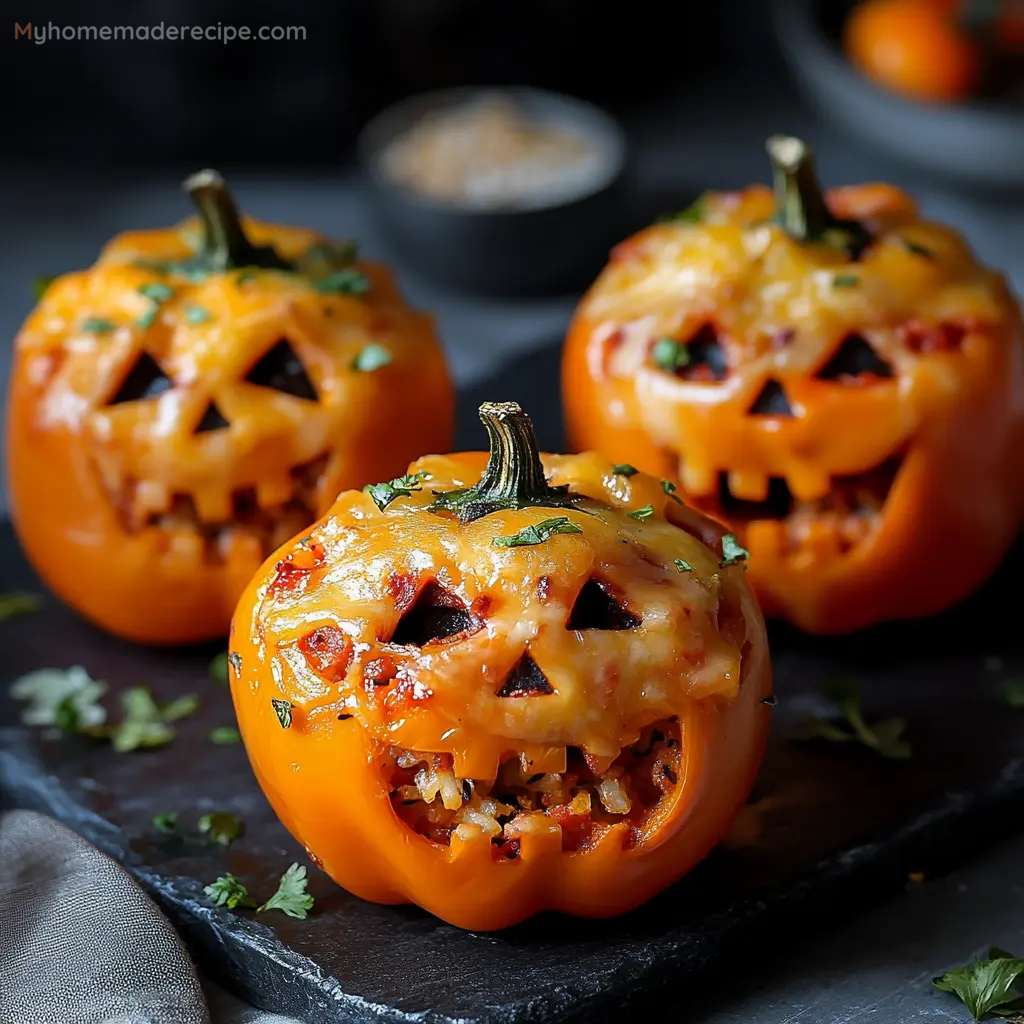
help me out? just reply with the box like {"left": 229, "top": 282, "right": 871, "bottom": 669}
{"left": 563, "top": 138, "right": 1024, "bottom": 635}
{"left": 230, "top": 404, "right": 772, "bottom": 931}
{"left": 5, "top": 173, "right": 454, "bottom": 646}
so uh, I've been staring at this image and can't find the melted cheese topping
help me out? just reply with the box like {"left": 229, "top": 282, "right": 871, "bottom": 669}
{"left": 249, "top": 451, "right": 765, "bottom": 780}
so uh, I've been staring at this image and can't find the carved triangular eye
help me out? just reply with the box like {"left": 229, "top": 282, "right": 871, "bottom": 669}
{"left": 683, "top": 323, "right": 728, "bottom": 382}
{"left": 108, "top": 352, "right": 173, "bottom": 404}
{"left": 566, "top": 578, "right": 640, "bottom": 630}
{"left": 245, "top": 339, "right": 318, "bottom": 400}
{"left": 390, "top": 582, "right": 474, "bottom": 646}
{"left": 497, "top": 653, "right": 554, "bottom": 697}
{"left": 749, "top": 379, "right": 794, "bottom": 417}
{"left": 816, "top": 334, "right": 893, "bottom": 381}
{"left": 195, "top": 401, "right": 229, "bottom": 433}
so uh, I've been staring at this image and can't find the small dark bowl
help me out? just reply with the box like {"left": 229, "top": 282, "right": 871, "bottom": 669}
{"left": 357, "top": 87, "right": 629, "bottom": 296}
{"left": 774, "top": 0, "right": 1024, "bottom": 191}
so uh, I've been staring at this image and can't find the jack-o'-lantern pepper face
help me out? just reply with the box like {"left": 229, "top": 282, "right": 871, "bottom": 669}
{"left": 563, "top": 136, "right": 1024, "bottom": 634}
{"left": 230, "top": 403, "right": 772, "bottom": 931}
{"left": 5, "top": 171, "right": 454, "bottom": 645}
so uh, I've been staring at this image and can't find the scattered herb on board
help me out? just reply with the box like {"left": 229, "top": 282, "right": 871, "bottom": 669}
{"left": 364, "top": 470, "right": 429, "bottom": 511}
{"left": 932, "top": 947, "right": 1024, "bottom": 1020}
{"left": 199, "top": 811, "right": 245, "bottom": 847}
{"left": 209, "top": 652, "right": 229, "bottom": 685}
{"left": 674, "top": 559, "right": 694, "bottom": 573}
{"left": 492, "top": 517, "right": 584, "bottom": 548}
{"left": 209, "top": 726, "right": 242, "bottom": 745}
{"left": 316, "top": 267, "right": 370, "bottom": 295}
{"left": 204, "top": 874, "right": 257, "bottom": 910}
{"left": 657, "top": 193, "right": 708, "bottom": 225}
{"left": 258, "top": 863, "right": 315, "bottom": 919}
{"left": 9, "top": 666, "right": 108, "bottom": 731}
{"left": 612, "top": 464, "right": 638, "bottom": 478}
{"left": 628, "top": 505, "right": 655, "bottom": 521}
{"left": 152, "top": 812, "right": 178, "bottom": 835}
{"left": 719, "top": 533, "right": 749, "bottom": 568}
{"left": 272, "top": 698, "right": 294, "bottom": 729}
{"left": 651, "top": 337, "right": 690, "bottom": 373}
{"left": 794, "top": 677, "right": 911, "bottom": 760}
{"left": 89, "top": 687, "right": 199, "bottom": 752}
{"left": 832, "top": 274, "right": 860, "bottom": 288}
{"left": 351, "top": 343, "right": 392, "bottom": 372}
{"left": 0, "top": 592, "right": 41, "bottom": 623}
{"left": 1001, "top": 679, "right": 1024, "bottom": 708}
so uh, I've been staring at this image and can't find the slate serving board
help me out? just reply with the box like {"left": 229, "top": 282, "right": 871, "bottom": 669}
{"left": 2, "top": 341, "right": 1024, "bottom": 1024}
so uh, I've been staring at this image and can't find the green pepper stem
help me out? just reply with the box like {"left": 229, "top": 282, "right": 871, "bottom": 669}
{"left": 765, "top": 135, "right": 833, "bottom": 243}
{"left": 182, "top": 169, "right": 291, "bottom": 272}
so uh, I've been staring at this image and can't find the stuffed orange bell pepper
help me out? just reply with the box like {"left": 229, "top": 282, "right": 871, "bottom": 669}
{"left": 230, "top": 401, "right": 772, "bottom": 930}
{"left": 563, "top": 135, "right": 1024, "bottom": 635}
{"left": 5, "top": 170, "right": 454, "bottom": 646}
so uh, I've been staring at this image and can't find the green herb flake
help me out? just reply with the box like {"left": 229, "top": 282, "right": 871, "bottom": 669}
{"left": 228, "top": 651, "right": 243, "bottom": 675}
{"left": 209, "top": 652, "right": 229, "bottom": 685}
{"left": 90, "top": 687, "right": 199, "bottom": 753}
{"left": 612, "top": 464, "right": 638, "bottom": 478}
{"left": 1001, "top": 678, "right": 1024, "bottom": 709}
{"left": 199, "top": 810, "right": 245, "bottom": 847}
{"left": 33, "top": 275, "right": 56, "bottom": 301}
{"left": 651, "top": 337, "right": 690, "bottom": 373}
{"left": 832, "top": 274, "right": 860, "bottom": 289}
{"left": 258, "top": 862, "right": 314, "bottom": 919}
{"left": 492, "top": 517, "right": 584, "bottom": 548}
{"left": 235, "top": 269, "right": 257, "bottom": 286}
{"left": 152, "top": 812, "right": 178, "bottom": 835}
{"left": 657, "top": 193, "right": 708, "bottom": 225}
{"left": 82, "top": 317, "right": 117, "bottom": 335}
{"left": 209, "top": 726, "right": 242, "bottom": 745}
{"left": 272, "top": 698, "right": 294, "bottom": 729}
{"left": 0, "top": 592, "right": 41, "bottom": 623}
{"left": 10, "top": 665, "right": 108, "bottom": 730}
{"left": 204, "top": 873, "right": 256, "bottom": 910}
{"left": 793, "top": 677, "right": 911, "bottom": 760}
{"left": 902, "top": 239, "right": 933, "bottom": 259}
{"left": 628, "top": 505, "right": 655, "bottom": 521}
{"left": 135, "top": 308, "right": 158, "bottom": 330}
{"left": 933, "top": 947, "right": 1024, "bottom": 1021}
{"left": 185, "top": 305, "right": 212, "bottom": 324}
{"left": 138, "top": 282, "right": 175, "bottom": 303}
{"left": 316, "top": 268, "right": 370, "bottom": 296}
{"left": 364, "top": 470, "right": 429, "bottom": 511}
{"left": 719, "top": 533, "right": 750, "bottom": 568}
{"left": 351, "top": 344, "right": 392, "bottom": 372}
{"left": 674, "top": 559, "right": 694, "bottom": 573}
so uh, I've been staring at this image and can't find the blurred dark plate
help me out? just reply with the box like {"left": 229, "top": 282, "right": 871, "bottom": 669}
{"left": 774, "top": 0, "right": 1024, "bottom": 190}
{"left": 357, "top": 87, "right": 629, "bottom": 297}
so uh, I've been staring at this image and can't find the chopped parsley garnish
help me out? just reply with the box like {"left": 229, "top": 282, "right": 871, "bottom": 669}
{"left": 96, "top": 688, "right": 199, "bottom": 753}
{"left": 719, "top": 533, "right": 749, "bottom": 567}
{"left": 209, "top": 726, "right": 242, "bottom": 744}
{"left": 10, "top": 665, "right": 108, "bottom": 730}
{"left": 185, "top": 305, "right": 212, "bottom": 324}
{"left": 0, "top": 592, "right": 41, "bottom": 623}
{"left": 832, "top": 274, "right": 860, "bottom": 288}
{"left": 204, "top": 874, "right": 256, "bottom": 910}
{"left": 903, "top": 239, "right": 933, "bottom": 259}
{"left": 933, "top": 947, "right": 1024, "bottom": 1020}
{"left": 135, "top": 308, "right": 158, "bottom": 330}
{"left": 351, "top": 344, "right": 392, "bottom": 372}
{"left": 138, "top": 282, "right": 175, "bottom": 303}
{"left": 272, "top": 698, "right": 293, "bottom": 729}
{"left": 794, "top": 677, "right": 911, "bottom": 760}
{"left": 651, "top": 337, "right": 690, "bottom": 373}
{"left": 674, "top": 559, "right": 694, "bottom": 572}
{"left": 33, "top": 275, "right": 55, "bottom": 301}
{"left": 612, "top": 464, "right": 638, "bottom": 478}
{"left": 1001, "top": 678, "right": 1024, "bottom": 708}
{"left": 209, "top": 652, "right": 229, "bottom": 685}
{"left": 152, "top": 812, "right": 178, "bottom": 835}
{"left": 199, "top": 811, "right": 244, "bottom": 847}
{"left": 628, "top": 505, "right": 655, "bottom": 520}
{"left": 364, "top": 470, "right": 428, "bottom": 511}
{"left": 657, "top": 193, "right": 708, "bottom": 225}
{"left": 258, "top": 862, "right": 314, "bottom": 919}
{"left": 492, "top": 517, "right": 583, "bottom": 548}
{"left": 82, "top": 317, "right": 117, "bottom": 335}
{"left": 317, "top": 268, "right": 370, "bottom": 295}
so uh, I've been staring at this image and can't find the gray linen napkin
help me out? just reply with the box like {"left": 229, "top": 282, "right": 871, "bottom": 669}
{"left": 0, "top": 809, "right": 301, "bottom": 1024}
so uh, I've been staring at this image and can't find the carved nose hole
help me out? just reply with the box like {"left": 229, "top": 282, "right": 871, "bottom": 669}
{"left": 195, "top": 402, "right": 229, "bottom": 433}
{"left": 749, "top": 379, "right": 794, "bottom": 417}
{"left": 497, "top": 653, "right": 554, "bottom": 697}
{"left": 390, "top": 582, "right": 475, "bottom": 646}
{"left": 245, "top": 339, "right": 318, "bottom": 400}
{"left": 108, "top": 352, "right": 173, "bottom": 404}
{"left": 816, "top": 334, "right": 893, "bottom": 381}
{"left": 566, "top": 578, "right": 641, "bottom": 631}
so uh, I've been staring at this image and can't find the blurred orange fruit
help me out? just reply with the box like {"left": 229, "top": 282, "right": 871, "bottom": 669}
{"left": 844, "top": 0, "right": 981, "bottom": 102}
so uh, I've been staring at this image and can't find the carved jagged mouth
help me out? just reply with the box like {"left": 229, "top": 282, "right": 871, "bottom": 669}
{"left": 385, "top": 719, "right": 681, "bottom": 857}
{"left": 107, "top": 452, "right": 329, "bottom": 564}
{"left": 690, "top": 453, "right": 905, "bottom": 555}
